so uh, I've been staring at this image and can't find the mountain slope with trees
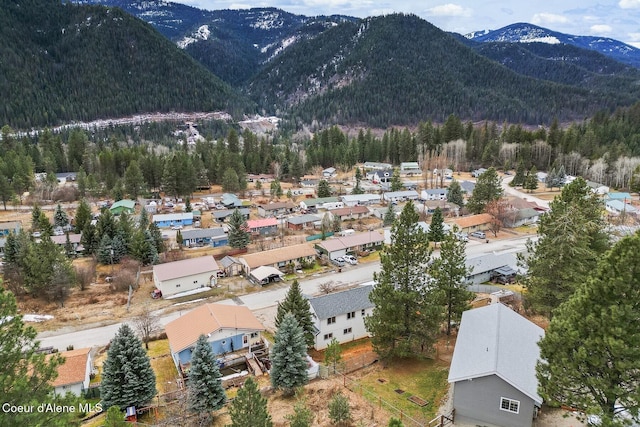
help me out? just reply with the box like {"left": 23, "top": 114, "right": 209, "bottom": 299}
{"left": 0, "top": 0, "right": 249, "bottom": 129}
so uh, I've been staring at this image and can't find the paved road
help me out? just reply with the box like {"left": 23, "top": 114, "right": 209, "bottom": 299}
{"left": 501, "top": 175, "right": 551, "bottom": 209}
{"left": 36, "top": 234, "right": 534, "bottom": 350}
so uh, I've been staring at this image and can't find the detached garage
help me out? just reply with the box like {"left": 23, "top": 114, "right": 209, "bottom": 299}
{"left": 153, "top": 256, "right": 220, "bottom": 298}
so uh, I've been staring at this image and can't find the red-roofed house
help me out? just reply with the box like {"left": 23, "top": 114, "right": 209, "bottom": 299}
{"left": 165, "top": 303, "right": 265, "bottom": 372}
{"left": 48, "top": 347, "right": 93, "bottom": 397}
{"left": 153, "top": 256, "right": 220, "bottom": 298}
{"left": 246, "top": 218, "right": 278, "bottom": 235}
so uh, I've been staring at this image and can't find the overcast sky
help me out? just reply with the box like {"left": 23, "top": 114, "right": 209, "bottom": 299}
{"left": 170, "top": 0, "right": 640, "bottom": 48}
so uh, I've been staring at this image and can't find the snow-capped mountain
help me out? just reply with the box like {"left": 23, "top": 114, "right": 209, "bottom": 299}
{"left": 465, "top": 23, "right": 640, "bottom": 68}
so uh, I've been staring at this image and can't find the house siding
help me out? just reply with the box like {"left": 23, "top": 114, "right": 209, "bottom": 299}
{"left": 313, "top": 308, "right": 373, "bottom": 350}
{"left": 453, "top": 375, "right": 537, "bottom": 427}
{"left": 174, "top": 330, "right": 263, "bottom": 366}
{"left": 154, "top": 271, "right": 217, "bottom": 297}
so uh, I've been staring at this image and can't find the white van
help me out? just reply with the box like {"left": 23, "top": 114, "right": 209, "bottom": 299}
{"left": 340, "top": 229, "right": 355, "bottom": 237}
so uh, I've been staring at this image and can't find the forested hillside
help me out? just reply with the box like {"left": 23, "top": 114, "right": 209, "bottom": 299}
{"left": 0, "top": 0, "right": 250, "bottom": 129}
{"left": 248, "top": 14, "right": 640, "bottom": 127}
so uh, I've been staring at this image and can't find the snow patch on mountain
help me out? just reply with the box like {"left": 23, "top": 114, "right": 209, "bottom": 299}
{"left": 177, "top": 25, "right": 210, "bottom": 49}
{"left": 251, "top": 11, "right": 285, "bottom": 30}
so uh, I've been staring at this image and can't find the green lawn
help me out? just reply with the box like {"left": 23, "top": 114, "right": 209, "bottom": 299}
{"left": 354, "top": 358, "right": 449, "bottom": 423}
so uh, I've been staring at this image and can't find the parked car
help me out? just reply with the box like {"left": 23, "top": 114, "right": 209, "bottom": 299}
{"left": 332, "top": 258, "right": 345, "bottom": 267}
{"left": 454, "top": 232, "right": 469, "bottom": 242}
{"left": 151, "top": 289, "right": 162, "bottom": 299}
{"left": 343, "top": 255, "right": 358, "bottom": 265}
{"left": 470, "top": 231, "right": 486, "bottom": 239}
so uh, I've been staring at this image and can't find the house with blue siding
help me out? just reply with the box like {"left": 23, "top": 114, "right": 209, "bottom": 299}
{"left": 165, "top": 303, "right": 265, "bottom": 372}
{"left": 0, "top": 221, "right": 21, "bottom": 237}
{"left": 181, "top": 228, "right": 228, "bottom": 247}
{"left": 152, "top": 212, "right": 194, "bottom": 228}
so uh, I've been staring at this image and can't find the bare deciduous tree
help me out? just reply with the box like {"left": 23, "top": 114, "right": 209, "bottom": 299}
{"left": 319, "top": 281, "right": 337, "bottom": 294}
{"left": 75, "top": 259, "right": 96, "bottom": 291}
{"left": 134, "top": 303, "right": 160, "bottom": 350}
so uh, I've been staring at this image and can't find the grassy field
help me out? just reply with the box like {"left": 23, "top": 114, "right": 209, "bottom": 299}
{"left": 353, "top": 358, "right": 449, "bottom": 424}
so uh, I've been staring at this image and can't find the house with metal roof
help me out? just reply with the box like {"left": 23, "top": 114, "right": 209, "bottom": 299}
{"left": 363, "top": 161, "right": 392, "bottom": 171}
{"left": 219, "top": 255, "right": 243, "bottom": 277}
{"left": 220, "top": 193, "right": 243, "bottom": 208}
{"left": 400, "top": 162, "right": 421, "bottom": 176}
{"left": 340, "top": 193, "right": 382, "bottom": 206}
{"left": 322, "top": 167, "right": 337, "bottom": 178}
{"left": 382, "top": 190, "right": 419, "bottom": 203}
{"left": 153, "top": 256, "right": 220, "bottom": 297}
{"left": 256, "top": 202, "right": 296, "bottom": 218}
{"left": 307, "top": 285, "right": 374, "bottom": 350}
{"left": 181, "top": 228, "right": 228, "bottom": 247}
{"left": 465, "top": 252, "right": 520, "bottom": 286}
{"left": 152, "top": 212, "right": 194, "bottom": 228}
{"left": 605, "top": 199, "right": 638, "bottom": 215}
{"left": 165, "top": 303, "right": 265, "bottom": 371}
{"left": 212, "top": 208, "right": 250, "bottom": 223}
{"left": 299, "top": 197, "right": 342, "bottom": 211}
{"left": 448, "top": 304, "right": 544, "bottom": 427}
{"left": 109, "top": 199, "right": 135, "bottom": 215}
{"left": 248, "top": 266, "right": 285, "bottom": 286}
{"left": 247, "top": 218, "right": 278, "bottom": 235}
{"left": 286, "top": 214, "right": 321, "bottom": 230}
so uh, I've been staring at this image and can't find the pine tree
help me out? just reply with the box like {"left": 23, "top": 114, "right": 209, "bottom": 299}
{"left": 365, "top": 201, "right": 440, "bottom": 361}
{"left": 383, "top": 204, "right": 395, "bottom": 226}
{"left": 53, "top": 203, "right": 69, "bottom": 227}
{"left": 466, "top": 167, "right": 503, "bottom": 214}
{"left": 98, "top": 234, "right": 114, "bottom": 265}
{"left": 352, "top": 167, "right": 365, "bottom": 195}
{"left": 328, "top": 392, "right": 351, "bottom": 426}
{"left": 324, "top": 338, "right": 342, "bottom": 374}
{"left": 103, "top": 406, "right": 128, "bottom": 427}
{"left": 430, "top": 231, "right": 473, "bottom": 335}
{"left": 446, "top": 179, "right": 464, "bottom": 207}
{"left": 228, "top": 208, "right": 250, "bottom": 250}
{"left": 511, "top": 160, "right": 526, "bottom": 187}
{"left": 523, "top": 166, "right": 539, "bottom": 192}
{"left": 270, "top": 313, "right": 309, "bottom": 396}
{"left": 187, "top": 335, "right": 226, "bottom": 420}
{"left": 0, "top": 173, "right": 14, "bottom": 210}
{"left": 124, "top": 160, "right": 145, "bottom": 199}
{"left": 317, "top": 179, "right": 331, "bottom": 198}
{"left": 73, "top": 199, "right": 91, "bottom": 234}
{"left": 427, "top": 207, "right": 445, "bottom": 245}
{"left": 229, "top": 377, "right": 272, "bottom": 427}
{"left": 285, "top": 393, "right": 314, "bottom": 427}
{"left": 537, "top": 232, "right": 640, "bottom": 424}
{"left": 101, "top": 324, "right": 156, "bottom": 410}
{"left": 274, "top": 280, "right": 315, "bottom": 348}
{"left": 390, "top": 168, "right": 403, "bottom": 191}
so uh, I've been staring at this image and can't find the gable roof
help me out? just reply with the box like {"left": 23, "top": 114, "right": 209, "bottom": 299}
{"left": 451, "top": 213, "right": 493, "bottom": 229}
{"left": 48, "top": 348, "right": 91, "bottom": 387}
{"left": 109, "top": 199, "right": 135, "bottom": 210}
{"left": 153, "top": 256, "right": 219, "bottom": 282}
{"left": 329, "top": 206, "right": 370, "bottom": 216}
{"left": 212, "top": 208, "right": 250, "bottom": 219}
{"left": 181, "top": 228, "right": 226, "bottom": 240}
{"left": 240, "top": 244, "right": 317, "bottom": 269}
{"left": 287, "top": 214, "right": 321, "bottom": 225}
{"left": 165, "top": 304, "right": 265, "bottom": 354}
{"left": 466, "top": 252, "right": 519, "bottom": 276}
{"left": 302, "top": 197, "right": 339, "bottom": 207}
{"left": 51, "top": 233, "right": 82, "bottom": 245}
{"left": 448, "top": 304, "right": 544, "bottom": 405}
{"left": 247, "top": 218, "right": 278, "bottom": 229}
{"left": 315, "top": 231, "right": 384, "bottom": 253}
{"left": 152, "top": 212, "right": 193, "bottom": 222}
{"left": 249, "top": 266, "right": 284, "bottom": 282}
{"left": 606, "top": 192, "right": 632, "bottom": 200}
{"left": 308, "top": 285, "right": 374, "bottom": 320}
{"left": 219, "top": 255, "right": 241, "bottom": 268}
{"left": 257, "top": 202, "right": 296, "bottom": 211}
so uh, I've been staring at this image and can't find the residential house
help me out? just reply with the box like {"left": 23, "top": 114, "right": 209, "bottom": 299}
{"left": 400, "top": 162, "right": 421, "bottom": 176}
{"left": 322, "top": 167, "right": 337, "bottom": 178}
{"left": 465, "top": 252, "right": 519, "bottom": 286}
{"left": 308, "top": 285, "right": 374, "bottom": 350}
{"left": 287, "top": 214, "right": 321, "bottom": 230}
{"left": 366, "top": 169, "right": 393, "bottom": 184}
{"left": 315, "top": 231, "right": 384, "bottom": 260}
{"left": 504, "top": 208, "right": 542, "bottom": 228}
{"left": 49, "top": 348, "right": 93, "bottom": 397}
{"left": 55, "top": 172, "right": 77, "bottom": 184}
{"left": 328, "top": 206, "right": 371, "bottom": 221}
{"left": 536, "top": 171, "right": 548, "bottom": 183}
{"left": 257, "top": 202, "right": 296, "bottom": 218}
{"left": 248, "top": 266, "right": 285, "bottom": 286}
{"left": 0, "top": 221, "right": 21, "bottom": 237}
{"left": 448, "top": 304, "right": 544, "bottom": 427}
{"left": 606, "top": 192, "right": 633, "bottom": 202}
{"left": 165, "top": 303, "right": 265, "bottom": 371}
{"left": 219, "top": 255, "right": 243, "bottom": 277}
{"left": 340, "top": 193, "right": 382, "bottom": 206}
{"left": 239, "top": 243, "right": 317, "bottom": 275}
{"left": 382, "top": 190, "right": 420, "bottom": 203}
{"left": 144, "top": 201, "right": 158, "bottom": 214}
{"left": 246, "top": 173, "right": 275, "bottom": 183}
{"left": 152, "top": 212, "right": 194, "bottom": 228}
{"left": 423, "top": 200, "right": 458, "bottom": 214}
{"left": 605, "top": 199, "right": 638, "bottom": 215}
{"left": 450, "top": 213, "right": 492, "bottom": 234}
{"left": 247, "top": 218, "right": 278, "bottom": 235}
{"left": 153, "top": 256, "right": 220, "bottom": 297}
{"left": 181, "top": 228, "right": 228, "bottom": 247}
{"left": 363, "top": 161, "right": 392, "bottom": 171}
{"left": 460, "top": 181, "right": 476, "bottom": 194}
{"left": 421, "top": 188, "right": 447, "bottom": 201}
{"left": 586, "top": 180, "right": 610, "bottom": 195}
{"left": 300, "top": 179, "right": 319, "bottom": 188}
{"left": 299, "top": 197, "right": 343, "bottom": 211}
{"left": 109, "top": 199, "right": 135, "bottom": 215}
{"left": 212, "top": 208, "right": 250, "bottom": 223}
{"left": 51, "top": 233, "right": 83, "bottom": 254}
{"left": 220, "top": 193, "right": 243, "bottom": 208}
{"left": 471, "top": 168, "right": 488, "bottom": 178}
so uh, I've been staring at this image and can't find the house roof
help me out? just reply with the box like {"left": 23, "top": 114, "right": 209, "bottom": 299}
{"left": 51, "top": 233, "right": 82, "bottom": 245}
{"left": 240, "top": 244, "right": 317, "bottom": 269}
{"left": 315, "top": 231, "right": 384, "bottom": 253}
{"left": 340, "top": 194, "right": 381, "bottom": 202}
{"left": 465, "top": 252, "right": 519, "bottom": 276}
{"left": 460, "top": 181, "right": 475, "bottom": 193}
{"left": 451, "top": 213, "right": 493, "bottom": 229}
{"left": 212, "top": 208, "right": 250, "bottom": 219}
{"left": 422, "top": 188, "right": 447, "bottom": 195}
{"left": 287, "top": 214, "right": 321, "bottom": 225}
{"left": 323, "top": 167, "right": 336, "bottom": 173}
{"left": 219, "top": 255, "right": 241, "bottom": 268}
{"left": 165, "top": 303, "right": 265, "bottom": 354}
{"left": 257, "top": 202, "right": 296, "bottom": 211}
{"left": 302, "top": 197, "right": 339, "bottom": 207}
{"left": 363, "top": 162, "right": 392, "bottom": 169}
{"left": 382, "top": 190, "right": 419, "bottom": 199}
{"left": 247, "top": 218, "right": 278, "bottom": 229}
{"left": 514, "top": 208, "right": 542, "bottom": 220}
{"left": 329, "top": 206, "right": 370, "bottom": 216}
{"left": 448, "top": 304, "right": 544, "bottom": 405}
{"left": 606, "top": 192, "right": 632, "bottom": 200}
{"left": 182, "top": 228, "right": 226, "bottom": 240}
{"left": 48, "top": 347, "right": 91, "bottom": 387}
{"left": 249, "top": 266, "right": 284, "bottom": 282}
{"left": 153, "top": 256, "right": 219, "bottom": 282}
{"left": 400, "top": 162, "right": 420, "bottom": 169}
{"left": 606, "top": 200, "right": 638, "bottom": 213}
{"left": 109, "top": 199, "right": 135, "bottom": 210}
{"left": 308, "top": 285, "right": 374, "bottom": 320}
{"left": 152, "top": 212, "right": 194, "bottom": 222}
{"left": 0, "top": 221, "right": 22, "bottom": 230}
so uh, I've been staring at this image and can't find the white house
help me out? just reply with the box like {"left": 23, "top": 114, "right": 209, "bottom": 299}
{"left": 153, "top": 256, "right": 220, "bottom": 297}
{"left": 448, "top": 304, "right": 544, "bottom": 427}
{"left": 465, "top": 252, "right": 520, "bottom": 286}
{"left": 421, "top": 188, "right": 447, "bottom": 201}
{"left": 49, "top": 348, "right": 93, "bottom": 397}
{"left": 165, "top": 303, "right": 265, "bottom": 371}
{"left": 308, "top": 285, "right": 374, "bottom": 350}
{"left": 382, "top": 190, "right": 419, "bottom": 203}
{"left": 366, "top": 169, "right": 393, "bottom": 183}
{"left": 400, "top": 162, "right": 421, "bottom": 176}
{"left": 363, "top": 161, "right": 392, "bottom": 171}
{"left": 340, "top": 193, "right": 382, "bottom": 206}
{"left": 605, "top": 199, "right": 638, "bottom": 215}
{"left": 322, "top": 167, "right": 337, "bottom": 178}
{"left": 586, "top": 180, "right": 610, "bottom": 195}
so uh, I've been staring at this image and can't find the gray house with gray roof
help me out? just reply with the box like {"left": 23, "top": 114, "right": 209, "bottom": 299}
{"left": 448, "top": 303, "right": 544, "bottom": 427}
{"left": 307, "top": 285, "right": 374, "bottom": 350}
{"left": 181, "top": 228, "right": 228, "bottom": 247}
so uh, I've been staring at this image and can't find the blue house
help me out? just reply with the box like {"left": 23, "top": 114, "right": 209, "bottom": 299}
{"left": 152, "top": 212, "right": 194, "bottom": 228}
{"left": 181, "top": 228, "right": 228, "bottom": 247}
{"left": 0, "top": 221, "right": 21, "bottom": 237}
{"left": 165, "top": 303, "right": 265, "bottom": 371}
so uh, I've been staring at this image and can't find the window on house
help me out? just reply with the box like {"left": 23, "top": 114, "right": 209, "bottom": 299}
{"left": 243, "top": 336, "right": 248, "bottom": 344}
{"left": 221, "top": 340, "right": 226, "bottom": 345}
{"left": 347, "top": 311, "right": 356, "bottom": 319}
{"left": 323, "top": 333, "right": 333, "bottom": 340}
{"left": 361, "top": 309, "right": 366, "bottom": 316}
{"left": 343, "top": 328, "right": 352, "bottom": 334}
{"left": 327, "top": 317, "right": 336, "bottom": 325}
{"left": 250, "top": 332, "right": 259, "bottom": 338}
{"left": 176, "top": 284, "right": 181, "bottom": 288}
{"left": 500, "top": 397, "right": 520, "bottom": 414}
